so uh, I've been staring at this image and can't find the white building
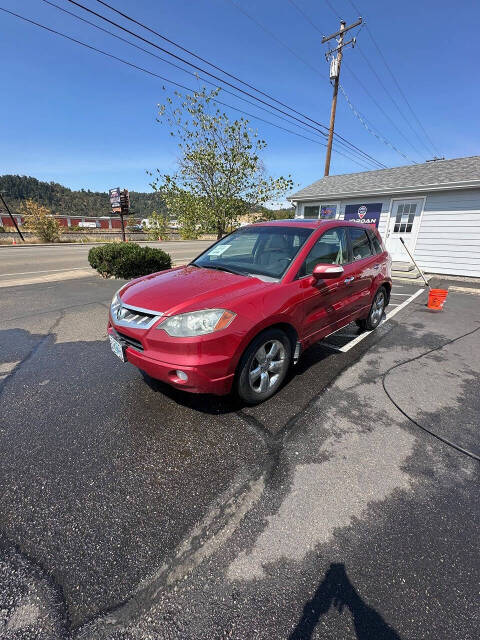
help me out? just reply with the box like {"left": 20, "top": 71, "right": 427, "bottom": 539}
{"left": 289, "top": 156, "right": 480, "bottom": 278}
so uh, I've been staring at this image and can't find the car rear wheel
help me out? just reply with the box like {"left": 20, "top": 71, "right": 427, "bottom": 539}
{"left": 356, "top": 286, "right": 387, "bottom": 331}
{"left": 236, "top": 329, "right": 291, "bottom": 404}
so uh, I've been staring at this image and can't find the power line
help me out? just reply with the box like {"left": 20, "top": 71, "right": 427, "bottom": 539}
{"left": 65, "top": 0, "right": 385, "bottom": 168}
{"left": 355, "top": 43, "right": 432, "bottom": 157}
{"left": 287, "top": 0, "right": 323, "bottom": 35}
{"left": 321, "top": 0, "right": 426, "bottom": 159}
{"left": 39, "top": 1, "right": 332, "bottom": 143}
{"left": 225, "top": 0, "right": 321, "bottom": 76}
{"left": 48, "top": 2, "right": 380, "bottom": 169}
{"left": 215, "top": 0, "right": 387, "bottom": 168}
{"left": 0, "top": 6, "right": 374, "bottom": 171}
{"left": 324, "top": 0, "right": 343, "bottom": 21}
{"left": 342, "top": 61, "right": 424, "bottom": 160}
{"left": 346, "top": 0, "right": 441, "bottom": 158}
{"left": 94, "top": 0, "right": 329, "bottom": 130}
{"left": 339, "top": 83, "right": 417, "bottom": 163}
{"left": 286, "top": 0, "right": 420, "bottom": 163}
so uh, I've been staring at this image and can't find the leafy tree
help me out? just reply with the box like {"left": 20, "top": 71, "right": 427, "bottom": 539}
{"left": 152, "top": 88, "right": 293, "bottom": 239}
{"left": 22, "top": 199, "right": 61, "bottom": 242}
{"left": 144, "top": 210, "right": 169, "bottom": 240}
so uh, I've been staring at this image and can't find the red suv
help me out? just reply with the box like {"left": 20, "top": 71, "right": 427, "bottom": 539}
{"left": 108, "top": 220, "right": 391, "bottom": 404}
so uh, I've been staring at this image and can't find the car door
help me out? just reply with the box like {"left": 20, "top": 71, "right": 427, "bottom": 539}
{"left": 296, "top": 226, "right": 351, "bottom": 343}
{"left": 345, "top": 226, "right": 378, "bottom": 315}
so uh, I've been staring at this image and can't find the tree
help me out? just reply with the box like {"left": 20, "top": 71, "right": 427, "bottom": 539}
{"left": 22, "top": 199, "right": 61, "bottom": 242}
{"left": 152, "top": 88, "right": 293, "bottom": 239}
{"left": 144, "top": 210, "right": 169, "bottom": 240}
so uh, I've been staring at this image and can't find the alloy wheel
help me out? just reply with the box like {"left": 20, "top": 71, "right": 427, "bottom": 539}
{"left": 248, "top": 339, "right": 287, "bottom": 394}
{"left": 370, "top": 290, "right": 385, "bottom": 326}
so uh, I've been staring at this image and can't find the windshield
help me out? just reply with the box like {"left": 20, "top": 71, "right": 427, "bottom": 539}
{"left": 193, "top": 226, "right": 313, "bottom": 280}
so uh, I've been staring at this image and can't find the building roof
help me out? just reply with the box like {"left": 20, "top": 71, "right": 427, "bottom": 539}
{"left": 289, "top": 156, "right": 480, "bottom": 201}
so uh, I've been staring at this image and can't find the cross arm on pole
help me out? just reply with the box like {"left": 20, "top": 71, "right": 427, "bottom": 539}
{"left": 321, "top": 17, "right": 362, "bottom": 44}
{"left": 325, "top": 37, "right": 356, "bottom": 59}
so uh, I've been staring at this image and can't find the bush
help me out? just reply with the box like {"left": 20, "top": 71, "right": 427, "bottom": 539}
{"left": 88, "top": 242, "right": 172, "bottom": 279}
{"left": 0, "top": 226, "right": 4, "bottom": 233}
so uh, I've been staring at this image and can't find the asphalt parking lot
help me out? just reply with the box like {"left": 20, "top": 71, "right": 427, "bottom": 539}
{"left": 1, "top": 271, "right": 479, "bottom": 639}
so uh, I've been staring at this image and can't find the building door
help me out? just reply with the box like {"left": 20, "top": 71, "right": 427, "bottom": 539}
{"left": 385, "top": 198, "right": 423, "bottom": 261}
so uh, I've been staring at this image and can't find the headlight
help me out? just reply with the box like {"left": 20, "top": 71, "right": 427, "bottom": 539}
{"left": 158, "top": 309, "right": 236, "bottom": 337}
{"left": 111, "top": 290, "right": 122, "bottom": 315}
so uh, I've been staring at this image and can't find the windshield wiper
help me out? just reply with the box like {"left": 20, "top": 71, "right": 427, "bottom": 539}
{"left": 196, "top": 263, "right": 248, "bottom": 277}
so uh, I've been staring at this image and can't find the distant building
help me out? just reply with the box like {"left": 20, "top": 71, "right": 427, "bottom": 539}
{"left": 0, "top": 213, "right": 142, "bottom": 230}
{"left": 289, "top": 156, "right": 480, "bottom": 277}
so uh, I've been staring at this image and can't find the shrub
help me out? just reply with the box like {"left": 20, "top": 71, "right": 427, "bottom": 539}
{"left": 21, "top": 199, "right": 62, "bottom": 242}
{"left": 88, "top": 242, "right": 172, "bottom": 279}
{"left": 0, "top": 226, "right": 4, "bottom": 233}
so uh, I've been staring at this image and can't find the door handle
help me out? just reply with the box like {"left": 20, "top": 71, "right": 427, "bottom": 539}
{"left": 344, "top": 276, "right": 355, "bottom": 284}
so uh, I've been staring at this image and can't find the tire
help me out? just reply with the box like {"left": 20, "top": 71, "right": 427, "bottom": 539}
{"left": 236, "top": 329, "right": 291, "bottom": 404}
{"left": 356, "top": 286, "right": 387, "bottom": 332}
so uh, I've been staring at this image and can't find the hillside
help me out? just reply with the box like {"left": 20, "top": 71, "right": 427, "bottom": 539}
{"left": 0, "top": 175, "right": 167, "bottom": 218}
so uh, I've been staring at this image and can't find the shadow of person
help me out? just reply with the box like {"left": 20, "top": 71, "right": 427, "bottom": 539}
{"left": 289, "top": 563, "right": 402, "bottom": 640}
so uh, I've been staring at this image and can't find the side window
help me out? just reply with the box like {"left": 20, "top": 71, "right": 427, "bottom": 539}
{"left": 304, "top": 206, "right": 319, "bottom": 219}
{"left": 298, "top": 228, "right": 349, "bottom": 277}
{"left": 348, "top": 228, "right": 374, "bottom": 261}
{"left": 367, "top": 229, "right": 383, "bottom": 254}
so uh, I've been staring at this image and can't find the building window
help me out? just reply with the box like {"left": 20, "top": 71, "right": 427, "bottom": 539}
{"left": 304, "top": 205, "right": 319, "bottom": 218}
{"left": 303, "top": 204, "right": 337, "bottom": 219}
{"left": 393, "top": 203, "right": 417, "bottom": 233}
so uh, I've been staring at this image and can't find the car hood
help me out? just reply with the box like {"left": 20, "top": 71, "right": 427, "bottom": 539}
{"left": 120, "top": 266, "right": 267, "bottom": 315}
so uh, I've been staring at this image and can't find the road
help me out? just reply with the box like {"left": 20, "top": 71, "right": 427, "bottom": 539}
{"left": 0, "top": 273, "right": 479, "bottom": 639}
{"left": 0, "top": 240, "right": 213, "bottom": 284}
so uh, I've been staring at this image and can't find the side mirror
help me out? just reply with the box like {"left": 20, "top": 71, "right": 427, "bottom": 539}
{"left": 312, "top": 263, "right": 344, "bottom": 280}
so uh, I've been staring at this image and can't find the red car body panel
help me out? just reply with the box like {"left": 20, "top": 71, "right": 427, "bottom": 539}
{"left": 108, "top": 220, "right": 391, "bottom": 395}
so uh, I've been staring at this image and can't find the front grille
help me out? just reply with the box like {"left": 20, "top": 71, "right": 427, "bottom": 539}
{"left": 116, "top": 307, "right": 156, "bottom": 327}
{"left": 116, "top": 330, "right": 144, "bottom": 352}
{"left": 111, "top": 302, "right": 163, "bottom": 330}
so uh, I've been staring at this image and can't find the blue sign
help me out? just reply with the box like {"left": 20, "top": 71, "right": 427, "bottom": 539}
{"left": 344, "top": 203, "right": 382, "bottom": 227}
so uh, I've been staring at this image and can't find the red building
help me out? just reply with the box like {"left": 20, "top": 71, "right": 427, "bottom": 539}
{"left": 0, "top": 213, "right": 141, "bottom": 230}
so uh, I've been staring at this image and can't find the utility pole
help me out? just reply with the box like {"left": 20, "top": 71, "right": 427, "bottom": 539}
{"left": 322, "top": 17, "right": 362, "bottom": 176}
{"left": 0, "top": 192, "right": 25, "bottom": 241}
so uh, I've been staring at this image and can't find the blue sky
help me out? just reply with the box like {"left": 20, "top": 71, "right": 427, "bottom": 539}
{"left": 1, "top": 0, "right": 479, "bottom": 198}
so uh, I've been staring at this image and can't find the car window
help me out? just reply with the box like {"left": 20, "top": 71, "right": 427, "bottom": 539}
{"left": 367, "top": 229, "right": 383, "bottom": 254}
{"left": 298, "top": 227, "right": 349, "bottom": 277}
{"left": 220, "top": 232, "right": 259, "bottom": 258}
{"left": 193, "top": 226, "right": 313, "bottom": 280}
{"left": 348, "top": 227, "right": 374, "bottom": 261}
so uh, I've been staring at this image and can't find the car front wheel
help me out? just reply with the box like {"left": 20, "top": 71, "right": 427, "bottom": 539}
{"left": 236, "top": 329, "right": 291, "bottom": 404}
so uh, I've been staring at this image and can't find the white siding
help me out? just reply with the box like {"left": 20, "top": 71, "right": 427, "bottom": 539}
{"left": 414, "top": 209, "right": 480, "bottom": 277}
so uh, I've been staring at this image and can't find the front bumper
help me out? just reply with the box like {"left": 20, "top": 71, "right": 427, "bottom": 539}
{"left": 108, "top": 326, "right": 235, "bottom": 395}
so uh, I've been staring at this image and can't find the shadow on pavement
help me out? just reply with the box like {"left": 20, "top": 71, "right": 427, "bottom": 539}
{"left": 289, "top": 563, "right": 402, "bottom": 640}
{"left": 141, "top": 341, "right": 334, "bottom": 417}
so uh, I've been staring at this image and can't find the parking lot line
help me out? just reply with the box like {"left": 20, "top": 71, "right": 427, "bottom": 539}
{"left": 322, "top": 288, "right": 424, "bottom": 353}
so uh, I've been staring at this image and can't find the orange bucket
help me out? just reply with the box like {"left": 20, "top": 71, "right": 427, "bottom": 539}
{"left": 427, "top": 288, "right": 448, "bottom": 310}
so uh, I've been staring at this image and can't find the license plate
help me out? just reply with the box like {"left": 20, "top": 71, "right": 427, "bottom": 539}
{"left": 109, "top": 335, "right": 126, "bottom": 362}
